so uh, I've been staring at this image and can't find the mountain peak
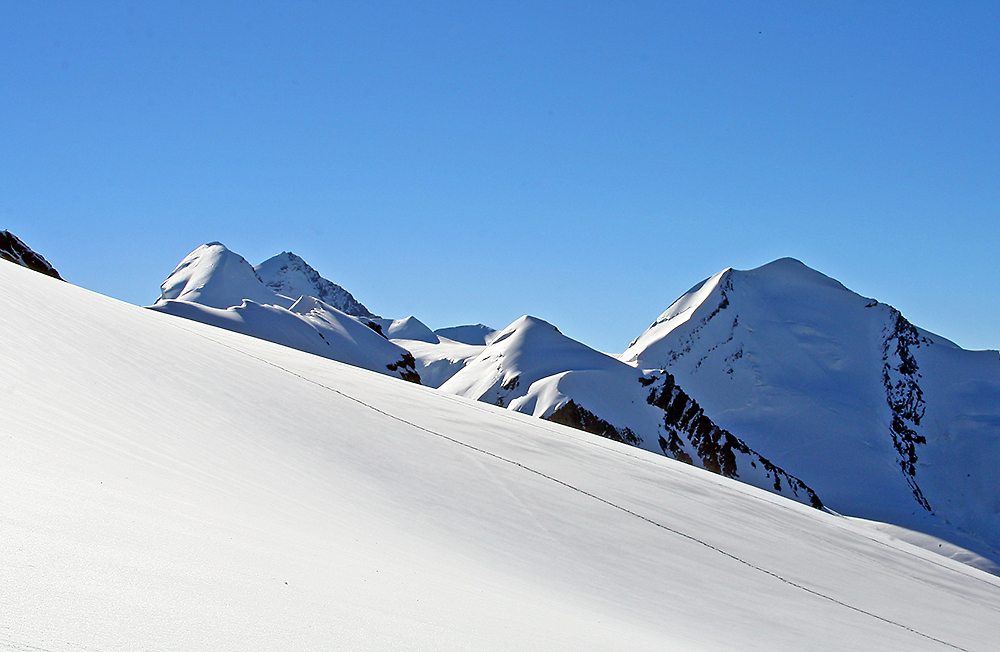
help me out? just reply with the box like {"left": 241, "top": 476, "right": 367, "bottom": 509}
{"left": 745, "top": 257, "right": 851, "bottom": 292}
{"left": 254, "top": 252, "right": 378, "bottom": 319}
{"left": 155, "top": 242, "right": 285, "bottom": 310}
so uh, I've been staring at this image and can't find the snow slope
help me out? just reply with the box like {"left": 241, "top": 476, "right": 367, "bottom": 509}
{"left": 4, "top": 257, "right": 1000, "bottom": 651}
{"left": 621, "top": 257, "right": 1000, "bottom": 569}
{"left": 151, "top": 243, "right": 418, "bottom": 381}
{"left": 255, "top": 251, "right": 378, "bottom": 319}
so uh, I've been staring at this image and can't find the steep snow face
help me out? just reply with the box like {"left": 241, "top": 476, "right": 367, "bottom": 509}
{"left": 4, "top": 260, "right": 1000, "bottom": 652}
{"left": 151, "top": 244, "right": 418, "bottom": 382}
{"left": 620, "top": 257, "right": 1000, "bottom": 565}
{"left": 156, "top": 243, "right": 289, "bottom": 310}
{"left": 0, "top": 230, "right": 62, "bottom": 280}
{"left": 434, "top": 323, "right": 498, "bottom": 346}
{"left": 254, "top": 251, "right": 378, "bottom": 319}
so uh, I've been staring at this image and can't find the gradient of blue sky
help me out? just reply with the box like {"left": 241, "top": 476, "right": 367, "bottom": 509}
{"left": 3, "top": 1, "right": 998, "bottom": 352}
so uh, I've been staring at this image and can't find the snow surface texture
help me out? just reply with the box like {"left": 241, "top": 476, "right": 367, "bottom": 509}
{"left": 3, "top": 257, "right": 1000, "bottom": 651}
{"left": 255, "top": 251, "right": 378, "bottom": 319}
{"left": 0, "top": 230, "right": 62, "bottom": 280}
{"left": 151, "top": 243, "right": 418, "bottom": 382}
{"left": 620, "top": 258, "right": 1000, "bottom": 571}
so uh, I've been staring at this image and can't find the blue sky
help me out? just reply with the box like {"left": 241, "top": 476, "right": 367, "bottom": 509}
{"left": 4, "top": 1, "right": 998, "bottom": 352}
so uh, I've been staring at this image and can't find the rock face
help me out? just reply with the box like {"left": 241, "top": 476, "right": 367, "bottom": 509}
{"left": 880, "top": 307, "right": 931, "bottom": 510}
{"left": 620, "top": 257, "right": 1000, "bottom": 567}
{"left": 642, "top": 370, "right": 822, "bottom": 508}
{"left": 255, "top": 252, "right": 378, "bottom": 319}
{"left": 0, "top": 231, "right": 62, "bottom": 280}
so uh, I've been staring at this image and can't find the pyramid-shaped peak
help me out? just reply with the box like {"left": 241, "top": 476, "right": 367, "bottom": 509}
{"left": 255, "top": 251, "right": 378, "bottom": 319}
{"left": 741, "top": 257, "right": 849, "bottom": 292}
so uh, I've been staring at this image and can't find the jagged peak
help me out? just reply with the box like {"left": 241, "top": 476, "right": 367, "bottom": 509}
{"left": 0, "top": 230, "right": 63, "bottom": 280}
{"left": 254, "top": 251, "right": 378, "bottom": 319}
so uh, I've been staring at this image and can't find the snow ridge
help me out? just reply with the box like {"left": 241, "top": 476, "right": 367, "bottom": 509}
{"left": 430, "top": 314, "right": 823, "bottom": 507}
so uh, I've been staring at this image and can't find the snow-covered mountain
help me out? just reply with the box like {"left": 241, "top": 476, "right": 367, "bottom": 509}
{"left": 434, "top": 315, "right": 823, "bottom": 509}
{"left": 620, "top": 258, "right": 1000, "bottom": 568}
{"left": 0, "top": 230, "right": 62, "bottom": 280}
{"left": 254, "top": 250, "right": 378, "bottom": 319}
{"left": 143, "top": 244, "right": 1000, "bottom": 571}
{"left": 4, "top": 254, "right": 1000, "bottom": 651}
{"left": 150, "top": 243, "right": 419, "bottom": 382}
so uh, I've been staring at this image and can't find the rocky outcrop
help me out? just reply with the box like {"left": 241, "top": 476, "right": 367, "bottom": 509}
{"left": 0, "top": 231, "right": 62, "bottom": 280}
{"left": 881, "top": 307, "right": 931, "bottom": 511}
{"left": 386, "top": 352, "right": 421, "bottom": 384}
{"left": 644, "top": 371, "right": 823, "bottom": 509}
{"left": 545, "top": 400, "right": 642, "bottom": 447}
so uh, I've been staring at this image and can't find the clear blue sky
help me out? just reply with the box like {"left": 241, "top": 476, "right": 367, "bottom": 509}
{"left": 4, "top": 1, "right": 998, "bottom": 352}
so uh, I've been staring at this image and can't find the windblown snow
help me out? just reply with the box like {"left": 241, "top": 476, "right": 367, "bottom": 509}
{"left": 3, "top": 256, "right": 1000, "bottom": 650}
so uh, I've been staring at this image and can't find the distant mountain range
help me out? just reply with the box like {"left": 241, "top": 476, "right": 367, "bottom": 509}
{"left": 7, "top": 234, "right": 1000, "bottom": 573}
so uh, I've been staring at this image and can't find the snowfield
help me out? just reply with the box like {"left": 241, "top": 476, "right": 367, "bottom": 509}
{"left": 3, "top": 258, "right": 1000, "bottom": 650}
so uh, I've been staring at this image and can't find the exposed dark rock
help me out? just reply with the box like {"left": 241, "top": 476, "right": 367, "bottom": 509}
{"left": 645, "top": 371, "right": 823, "bottom": 509}
{"left": 386, "top": 352, "right": 421, "bottom": 384}
{"left": 881, "top": 308, "right": 931, "bottom": 511}
{"left": 638, "top": 374, "right": 657, "bottom": 387}
{"left": 501, "top": 375, "right": 520, "bottom": 391}
{"left": 545, "top": 400, "right": 642, "bottom": 447}
{"left": 0, "top": 231, "right": 63, "bottom": 280}
{"left": 364, "top": 320, "right": 388, "bottom": 339}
